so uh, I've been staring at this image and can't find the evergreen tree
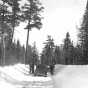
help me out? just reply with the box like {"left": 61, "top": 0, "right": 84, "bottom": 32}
{"left": 41, "top": 35, "right": 55, "bottom": 75}
{"left": 6, "top": 0, "right": 22, "bottom": 43}
{"left": 16, "top": 40, "right": 21, "bottom": 61}
{"left": 22, "top": 0, "right": 44, "bottom": 64}
{"left": 73, "top": 44, "right": 83, "bottom": 64}
{"left": 54, "top": 46, "right": 61, "bottom": 64}
{"left": 69, "top": 41, "right": 75, "bottom": 64}
{"left": 63, "top": 32, "right": 74, "bottom": 64}
{"left": 78, "top": 0, "right": 88, "bottom": 64}
{"left": 19, "top": 45, "right": 25, "bottom": 64}
{"left": 0, "top": 0, "right": 10, "bottom": 24}
{"left": 41, "top": 35, "right": 55, "bottom": 66}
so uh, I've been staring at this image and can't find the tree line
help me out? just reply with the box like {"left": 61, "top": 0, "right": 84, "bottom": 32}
{"left": 0, "top": 40, "right": 38, "bottom": 66}
{"left": 40, "top": 33, "right": 82, "bottom": 66}
{"left": 40, "top": 0, "right": 88, "bottom": 66}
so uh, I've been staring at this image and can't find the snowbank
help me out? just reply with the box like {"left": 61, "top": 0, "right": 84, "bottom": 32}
{"left": 52, "top": 65, "right": 88, "bottom": 88}
{"left": 0, "top": 63, "right": 51, "bottom": 82}
{"left": 0, "top": 63, "right": 52, "bottom": 88}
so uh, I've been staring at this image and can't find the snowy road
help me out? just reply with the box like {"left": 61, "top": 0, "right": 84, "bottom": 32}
{"left": 52, "top": 65, "right": 88, "bottom": 88}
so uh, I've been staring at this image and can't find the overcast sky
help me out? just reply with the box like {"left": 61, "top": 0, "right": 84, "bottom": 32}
{"left": 14, "top": 0, "right": 87, "bottom": 53}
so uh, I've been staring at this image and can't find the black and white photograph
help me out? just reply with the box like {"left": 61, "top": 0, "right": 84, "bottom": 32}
{"left": 0, "top": 0, "right": 88, "bottom": 88}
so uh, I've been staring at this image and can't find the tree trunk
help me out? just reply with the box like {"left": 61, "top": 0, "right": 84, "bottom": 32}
{"left": 2, "top": 35, "right": 5, "bottom": 65}
{"left": 24, "top": 28, "right": 30, "bottom": 65}
{"left": 11, "top": 26, "right": 15, "bottom": 43}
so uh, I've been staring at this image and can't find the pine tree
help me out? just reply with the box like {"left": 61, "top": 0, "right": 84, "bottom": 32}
{"left": 63, "top": 32, "right": 74, "bottom": 64}
{"left": 16, "top": 40, "right": 21, "bottom": 61}
{"left": 41, "top": 35, "right": 55, "bottom": 75}
{"left": 6, "top": 0, "right": 22, "bottom": 43}
{"left": 41, "top": 35, "right": 55, "bottom": 65}
{"left": 22, "top": 0, "right": 44, "bottom": 64}
{"left": 63, "top": 32, "right": 71, "bottom": 50}
{"left": 54, "top": 46, "right": 61, "bottom": 64}
{"left": 0, "top": 0, "right": 10, "bottom": 24}
{"left": 73, "top": 44, "right": 82, "bottom": 64}
{"left": 78, "top": 0, "right": 88, "bottom": 64}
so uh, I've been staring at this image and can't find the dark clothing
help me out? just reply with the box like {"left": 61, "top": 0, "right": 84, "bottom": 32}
{"left": 50, "top": 65, "right": 55, "bottom": 75}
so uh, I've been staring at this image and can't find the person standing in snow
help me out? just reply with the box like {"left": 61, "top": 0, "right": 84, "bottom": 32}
{"left": 50, "top": 64, "right": 55, "bottom": 75}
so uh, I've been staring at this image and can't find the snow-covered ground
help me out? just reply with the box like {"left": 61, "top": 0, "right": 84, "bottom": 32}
{"left": 0, "top": 63, "right": 53, "bottom": 88}
{"left": 52, "top": 65, "right": 88, "bottom": 88}
{"left": 1, "top": 64, "right": 88, "bottom": 88}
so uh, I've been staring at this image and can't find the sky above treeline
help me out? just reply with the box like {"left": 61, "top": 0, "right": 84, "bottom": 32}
{"left": 14, "top": 0, "right": 87, "bottom": 53}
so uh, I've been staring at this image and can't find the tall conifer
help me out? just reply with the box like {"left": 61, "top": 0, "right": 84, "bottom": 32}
{"left": 78, "top": 0, "right": 88, "bottom": 64}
